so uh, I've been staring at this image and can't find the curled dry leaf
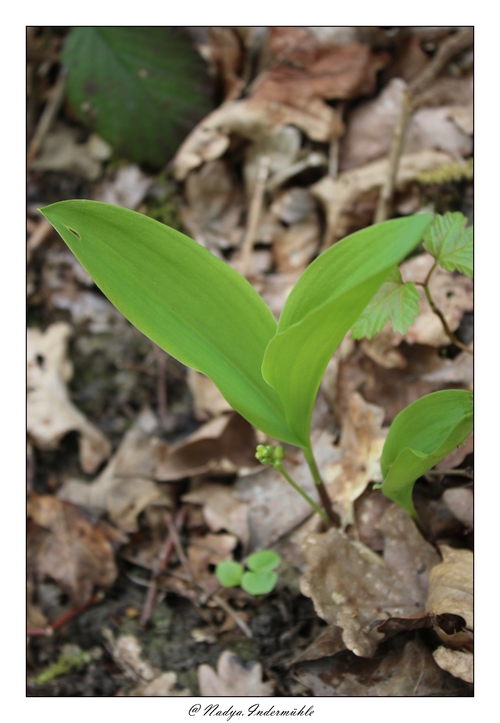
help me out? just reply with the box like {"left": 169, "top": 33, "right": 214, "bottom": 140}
{"left": 198, "top": 650, "right": 274, "bottom": 696}
{"left": 173, "top": 96, "right": 343, "bottom": 181}
{"left": 293, "top": 637, "right": 468, "bottom": 696}
{"left": 300, "top": 504, "right": 440, "bottom": 657}
{"left": 154, "top": 412, "right": 258, "bottom": 481}
{"left": 58, "top": 408, "right": 172, "bottom": 533}
{"left": 187, "top": 369, "right": 233, "bottom": 420}
{"left": 188, "top": 532, "right": 237, "bottom": 588}
{"left": 30, "top": 126, "right": 112, "bottom": 181}
{"left": 95, "top": 164, "right": 153, "bottom": 209}
{"left": 27, "top": 322, "right": 111, "bottom": 474}
{"left": 28, "top": 493, "right": 119, "bottom": 605}
{"left": 432, "top": 647, "right": 473, "bottom": 685}
{"left": 425, "top": 545, "right": 473, "bottom": 651}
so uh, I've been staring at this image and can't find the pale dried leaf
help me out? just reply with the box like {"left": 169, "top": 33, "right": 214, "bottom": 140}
{"left": 96, "top": 165, "right": 153, "bottom": 209}
{"left": 28, "top": 494, "right": 119, "bottom": 605}
{"left": 128, "top": 672, "right": 191, "bottom": 696}
{"left": 58, "top": 408, "right": 171, "bottom": 533}
{"left": 187, "top": 369, "right": 233, "bottom": 419}
{"left": 31, "top": 126, "right": 111, "bottom": 181}
{"left": 300, "top": 505, "right": 440, "bottom": 657}
{"left": 426, "top": 546, "right": 473, "bottom": 632}
{"left": 27, "top": 322, "right": 111, "bottom": 474}
{"left": 432, "top": 646, "right": 473, "bottom": 684}
{"left": 198, "top": 650, "right": 274, "bottom": 696}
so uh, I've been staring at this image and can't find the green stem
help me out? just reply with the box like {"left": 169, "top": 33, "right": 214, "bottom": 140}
{"left": 275, "top": 462, "right": 329, "bottom": 524}
{"left": 423, "top": 283, "right": 473, "bottom": 355}
{"left": 303, "top": 446, "right": 340, "bottom": 528}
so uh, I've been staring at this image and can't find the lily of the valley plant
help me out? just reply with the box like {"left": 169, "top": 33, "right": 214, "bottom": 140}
{"left": 41, "top": 202, "right": 473, "bottom": 523}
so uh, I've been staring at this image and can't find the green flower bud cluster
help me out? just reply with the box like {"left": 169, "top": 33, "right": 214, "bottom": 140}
{"left": 255, "top": 444, "right": 285, "bottom": 469}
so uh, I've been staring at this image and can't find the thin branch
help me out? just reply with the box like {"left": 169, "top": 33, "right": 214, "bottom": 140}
{"left": 423, "top": 284, "right": 473, "bottom": 354}
{"left": 27, "top": 72, "right": 65, "bottom": 167}
{"left": 239, "top": 155, "right": 270, "bottom": 277}
{"left": 27, "top": 591, "right": 104, "bottom": 638}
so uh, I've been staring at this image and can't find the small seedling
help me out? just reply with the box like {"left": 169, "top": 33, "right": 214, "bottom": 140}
{"left": 216, "top": 551, "right": 281, "bottom": 596}
{"left": 40, "top": 202, "right": 473, "bottom": 521}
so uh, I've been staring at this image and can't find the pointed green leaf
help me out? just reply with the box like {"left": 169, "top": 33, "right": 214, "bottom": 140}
{"left": 351, "top": 268, "right": 421, "bottom": 339}
{"left": 62, "top": 27, "right": 212, "bottom": 167}
{"left": 241, "top": 570, "right": 278, "bottom": 595}
{"left": 215, "top": 561, "right": 244, "bottom": 588}
{"left": 262, "top": 215, "right": 434, "bottom": 447}
{"left": 247, "top": 550, "right": 281, "bottom": 573}
{"left": 379, "top": 390, "right": 473, "bottom": 519}
{"left": 422, "top": 212, "right": 473, "bottom": 277}
{"left": 40, "top": 200, "right": 299, "bottom": 445}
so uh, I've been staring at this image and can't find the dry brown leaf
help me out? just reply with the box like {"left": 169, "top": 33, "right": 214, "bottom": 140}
{"left": 182, "top": 482, "right": 250, "bottom": 546}
{"left": 198, "top": 650, "right": 274, "bottom": 696}
{"left": 293, "top": 637, "right": 468, "bottom": 696}
{"left": 188, "top": 533, "right": 237, "bottom": 586}
{"left": 127, "top": 671, "right": 191, "bottom": 696}
{"left": 272, "top": 219, "right": 320, "bottom": 274}
{"left": 28, "top": 493, "right": 119, "bottom": 605}
{"left": 426, "top": 545, "right": 473, "bottom": 651}
{"left": 207, "top": 27, "right": 245, "bottom": 102}
{"left": 58, "top": 409, "right": 171, "bottom": 533}
{"left": 181, "top": 159, "right": 245, "bottom": 252}
{"left": 312, "top": 150, "right": 455, "bottom": 245}
{"left": 256, "top": 28, "right": 389, "bottom": 106}
{"left": 27, "top": 322, "right": 111, "bottom": 474}
{"left": 300, "top": 504, "right": 440, "bottom": 657}
{"left": 187, "top": 369, "right": 233, "bottom": 420}
{"left": 154, "top": 412, "right": 258, "bottom": 481}
{"left": 324, "top": 393, "right": 386, "bottom": 528}
{"left": 354, "top": 489, "right": 393, "bottom": 552}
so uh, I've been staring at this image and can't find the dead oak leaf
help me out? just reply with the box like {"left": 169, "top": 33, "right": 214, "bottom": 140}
{"left": 182, "top": 483, "right": 250, "bottom": 547}
{"left": 198, "top": 650, "right": 274, "bottom": 696}
{"left": 28, "top": 493, "right": 119, "bottom": 605}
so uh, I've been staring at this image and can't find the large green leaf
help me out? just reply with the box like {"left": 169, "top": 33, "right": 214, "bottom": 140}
{"left": 39, "top": 200, "right": 299, "bottom": 445}
{"left": 62, "top": 27, "right": 212, "bottom": 167}
{"left": 351, "top": 268, "right": 421, "bottom": 339}
{"left": 378, "top": 390, "right": 473, "bottom": 518}
{"left": 422, "top": 212, "right": 473, "bottom": 277}
{"left": 262, "top": 215, "right": 434, "bottom": 446}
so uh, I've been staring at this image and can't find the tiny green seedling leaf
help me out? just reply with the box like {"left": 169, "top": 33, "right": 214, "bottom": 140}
{"left": 247, "top": 550, "right": 281, "bottom": 573}
{"left": 423, "top": 212, "right": 473, "bottom": 277}
{"left": 351, "top": 268, "right": 420, "bottom": 339}
{"left": 241, "top": 570, "right": 278, "bottom": 595}
{"left": 378, "top": 390, "right": 473, "bottom": 519}
{"left": 215, "top": 561, "right": 244, "bottom": 588}
{"left": 262, "top": 214, "right": 434, "bottom": 446}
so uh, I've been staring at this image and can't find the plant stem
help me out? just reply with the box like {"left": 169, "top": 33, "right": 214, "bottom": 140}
{"left": 423, "top": 283, "right": 473, "bottom": 355}
{"left": 275, "top": 462, "right": 329, "bottom": 524}
{"left": 303, "top": 446, "right": 341, "bottom": 528}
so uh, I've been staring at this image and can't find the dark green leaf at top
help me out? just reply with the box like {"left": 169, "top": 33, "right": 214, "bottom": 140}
{"left": 62, "top": 27, "right": 212, "bottom": 167}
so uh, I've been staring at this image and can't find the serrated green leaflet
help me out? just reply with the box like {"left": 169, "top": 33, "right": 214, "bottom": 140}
{"left": 379, "top": 390, "right": 473, "bottom": 519}
{"left": 215, "top": 561, "right": 244, "bottom": 588}
{"left": 423, "top": 212, "right": 473, "bottom": 277}
{"left": 351, "top": 268, "right": 421, "bottom": 339}
{"left": 62, "top": 27, "right": 211, "bottom": 167}
{"left": 241, "top": 570, "right": 278, "bottom": 595}
{"left": 39, "top": 201, "right": 299, "bottom": 445}
{"left": 262, "top": 215, "right": 434, "bottom": 447}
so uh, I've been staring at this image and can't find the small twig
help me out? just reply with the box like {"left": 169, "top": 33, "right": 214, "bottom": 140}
{"left": 27, "top": 217, "right": 53, "bottom": 263}
{"left": 139, "top": 505, "right": 187, "bottom": 629}
{"left": 425, "top": 468, "right": 473, "bottom": 480}
{"left": 239, "top": 155, "right": 270, "bottom": 277}
{"left": 27, "top": 591, "right": 104, "bottom": 638}
{"left": 409, "top": 28, "right": 474, "bottom": 101}
{"left": 153, "top": 344, "right": 168, "bottom": 428}
{"left": 27, "top": 72, "right": 65, "bottom": 167}
{"left": 328, "top": 101, "right": 345, "bottom": 179}
{"left": 374, "top": 88, "right": 413, "bottom": 224}
{"left": 423, "top": 284, "right": 473, "bottom": 354}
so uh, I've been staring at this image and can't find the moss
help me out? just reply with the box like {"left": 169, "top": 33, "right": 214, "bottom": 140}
{"left": 32, "top": 645, "right": 92, "bottom": 685}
